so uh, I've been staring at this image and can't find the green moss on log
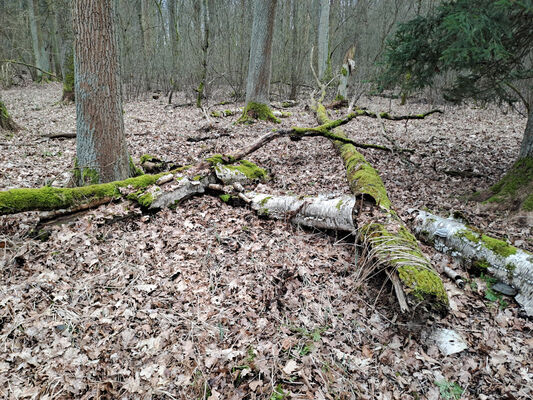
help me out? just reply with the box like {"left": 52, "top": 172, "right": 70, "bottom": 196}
{"left": 0, "top": 173, "right": 168, "bottom": 215}
{"left": 456, "top": 229, "right": 517, "bottom": 258}
{"left": 364, "top": 223, "right": 448, "bottom": 306}
{"left": 238, "top": 102, "right": 280, "bottom": 124}
{"left": 214, "top": 160, "right": 267, "bottom": 181}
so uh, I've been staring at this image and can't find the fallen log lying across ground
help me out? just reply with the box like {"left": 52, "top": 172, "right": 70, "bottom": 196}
{"left": 412, "top": 210, "right": 533, "bottom": 316}
{"left": 312, "top": 102, "right": 448, "bottom": 313}
{"left": 0, "top": 159, "right": 267, "bottom": 215}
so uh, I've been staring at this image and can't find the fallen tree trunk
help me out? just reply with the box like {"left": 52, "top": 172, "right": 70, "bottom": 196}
{"left": 313, "top": 103, "right": 449, "bottom": 313}
{"left": 412, "top": 210, "right": 533, "bottom": 316}
{"left": 247, "top": 192, "right": 356, "bottom": 232}
{"left": 0, "top": 158, "right": 267, "bottom": 215}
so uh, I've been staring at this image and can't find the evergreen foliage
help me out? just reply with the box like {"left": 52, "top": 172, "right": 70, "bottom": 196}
{"left": 377, "top": 0, "right": 533, "bottom": 107}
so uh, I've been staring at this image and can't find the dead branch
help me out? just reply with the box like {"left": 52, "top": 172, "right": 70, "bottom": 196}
{"left": 1, "top": 59, "right": 57, "bottom": 78}
{"left": 42, "top": 132, "right": 76, "bottom": 139}
{"left": 186, "top": 132, "right": 231, "bottom": 142}
{"left": 356, "top": 108, "right": 443, "bottom": 120}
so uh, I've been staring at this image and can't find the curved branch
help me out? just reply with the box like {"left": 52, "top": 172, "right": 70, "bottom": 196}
{"left": 1, "top": 59, "right": 57, "bottom": 78}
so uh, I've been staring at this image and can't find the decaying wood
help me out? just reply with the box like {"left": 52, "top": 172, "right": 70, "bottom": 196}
{"left": 313, "top": 102, "right": 448, "bottom": 313}
{"left": 247, "top": 192, "right": 356, "bottom": 232}
{"left": 412, "top": 210, "right": 533, "bottom": 316}
{"left": 1, "top": 59, "right": 57, "bottom": 78}
{"left": 42, "top": 132, "right": 77, "bottom": 139}
{"left": 355, "top": 108, "right": 443, "bottom": 120}
{"left": 186, "top": 132, "right": 231, "bottom": 142}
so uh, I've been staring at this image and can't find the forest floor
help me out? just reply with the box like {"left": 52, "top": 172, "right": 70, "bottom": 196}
{"left": 0, "top": 83, "right": 531, "bottom": 399}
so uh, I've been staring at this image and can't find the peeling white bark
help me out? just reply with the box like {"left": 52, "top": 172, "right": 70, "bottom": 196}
{"left": 247, "top": 192, "right": 356, "bottom": 232}
{"left": 412, "top": 210, "right": 533, "bottom": 316}
{"left": 149, "top": 176, "right": 212, "bottom": 209}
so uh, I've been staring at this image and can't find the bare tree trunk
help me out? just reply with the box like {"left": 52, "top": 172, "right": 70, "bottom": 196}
{"left": 54, "top": 0, "right": 74, "bottom": 101}
{"left": 167, "top": 0, "right": 179, "bottom": 89}
{"left": 519, "top": 109, "right": 533, "bottom": 159}
{"left": 73, "top": 0, "right": 133, "bottom": 185}
{"left": 317, "top": 0, "right": 330, "bottom": 81}
{"left": 239, "top": 0, "right": 278, "bottom": 123}
{"left": 27, "top": 0, "right": 43, "bottom": 81}
{"left": 289, "top": 0, "right": 299, "bottom": 100}
{"left": 138, "top": 0, "right": 151, "bottom": 92}
{"left": 197, "top": 0, "right": 209, "bottom": 108}
{"left": 0, "top": 99, "right": 19, "bottom": 131}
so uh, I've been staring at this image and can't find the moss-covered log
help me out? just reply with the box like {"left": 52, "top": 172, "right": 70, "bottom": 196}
{"left": 314, "top": 103, "right": 448, "bottom": 312}
{"left": 247, "top": 192, "right": 356, "bottom": 232}
{"left": 0, "top": 158, "right": 267, "bottom": 215}
{"left": 413, "top": 210, "right": 533, "bottom": 316}
{"left": 0, "top": 173, "right": 168, "bottom": 215}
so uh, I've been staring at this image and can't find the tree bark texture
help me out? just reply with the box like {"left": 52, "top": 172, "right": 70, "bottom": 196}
{"left": 244, "top": 0, "right": 277, "bottom": 105}
{"left": 412, "top": 210, "right": 533, "bottom": 316}
{"left": 248, "top": 193, "right": 356, "bottom": 232}
{"left": 519, "top": 109, "right": 533, "bottom": 159}
{"left": 0, "top": 100, "right": 18, "bottom": 131}
{"left": 54, "top": 0, "right": 74, "bottom": 101}
{"left": 167, "top": 0, "right": 179, "bottom": 77}
{"left": 27, "top": 0, "right": 43, "bottom": 81}
{"left": 197, "top": 0, "right": 209, "bottom": 108}
{"left": 73, "top": 0, "right": 132, "bottom": 185}
{"left": 317, "top": 0, "right": 330, "bottom": 81}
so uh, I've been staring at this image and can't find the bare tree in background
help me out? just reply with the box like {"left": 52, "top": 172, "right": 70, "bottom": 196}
{"left": 317, "top": 0, "right": 330, "bottom": 82}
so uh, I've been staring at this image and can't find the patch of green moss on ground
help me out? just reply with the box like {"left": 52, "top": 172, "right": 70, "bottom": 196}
{"left": 140, "top": 154, "right": 155, "bottom": 163}
{"left": 487, "top": 157, "right": 533, "bottom": 209}
{"left": 457, "top": 229, "right": 517, "bottom": 258}
{"left": 523, "top": 193, "right": 533, "bottom": 211}
{"left": 237, "top": 102, "right": 280, "bottom": 124}
{"left": 219, "top": 194, "right": 231, "bottom": 202}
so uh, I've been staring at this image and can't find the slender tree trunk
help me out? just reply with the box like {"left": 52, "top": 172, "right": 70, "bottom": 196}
{"left": 73, "top": 0, "right": 133, "bottom": 185}
{"left": 167, "top": 0, "right": 179, "bottom": 87}
{"left": 55, "top": 0, "right": 74, "bottom": 101}
{"left": 27, "top": 0, "right": 43, "bottom": 80}
{"left": 239, "top": 0, "right": 278, "bottom": 123}
{"left": 137, "top": 0, "right": 151, "bottom": 92}
{"left": 48, "top": 0, "right": 62, "bottom": 77}
{"left": 0, "top": 99, "right": 19, "bottom": 131}
{"left": 197, "top": 0, "right": 209, "bottom": 108}
{"left": 289, "top": 0, "right": 299, "bottom": 100}
{"left": 519, "top": 109, "right": 533, "bottom": 159}
{"left": 317, "top": 0, "right": 330, "bottom": 81}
